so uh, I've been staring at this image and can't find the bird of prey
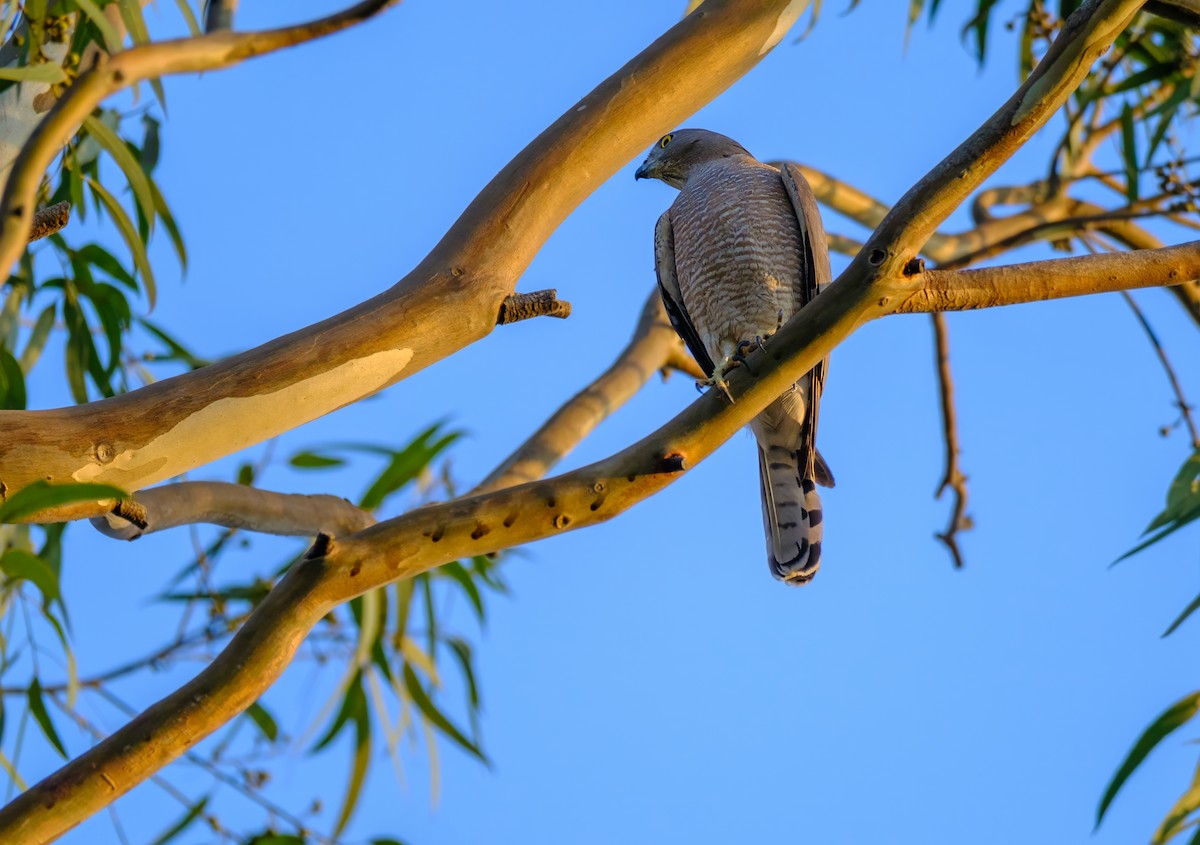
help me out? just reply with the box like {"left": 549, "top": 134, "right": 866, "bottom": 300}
{"left": 635, "top": 128, "right": 834, "bottom": 584}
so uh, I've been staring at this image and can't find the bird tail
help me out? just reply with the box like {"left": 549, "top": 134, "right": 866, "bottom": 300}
{"left": 757, "top": 444, "right": 823, "bottom": 584}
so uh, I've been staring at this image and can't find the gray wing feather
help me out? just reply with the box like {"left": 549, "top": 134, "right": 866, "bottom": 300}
{"left": 653, "top": 210, "right": 715, "bottom": 378}
{"left": 779, "top": 163, "right": 833, "bottom": 487}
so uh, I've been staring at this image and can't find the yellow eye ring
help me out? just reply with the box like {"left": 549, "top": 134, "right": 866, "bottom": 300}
{"left": 659, "top": 133, "right": 673, "bottom": 149}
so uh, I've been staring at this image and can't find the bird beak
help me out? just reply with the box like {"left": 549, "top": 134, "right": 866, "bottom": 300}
{"left": 634, "top": 160, "right": 652, "bottom": 180}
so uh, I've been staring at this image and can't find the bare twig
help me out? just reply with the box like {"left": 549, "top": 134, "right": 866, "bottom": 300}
{"left": 496, "top": 289, "right": 572, "bottom": 324}
{"left": 930, "top": 313, "right": 971, "bottom": 568}
{"left": 1120, "top": 291, "right": 1200, "bottom": 448}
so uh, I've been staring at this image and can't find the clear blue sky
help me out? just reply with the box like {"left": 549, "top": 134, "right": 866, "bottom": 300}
{"left": 18, "top": 1, "right": 1199, "bottom": 843}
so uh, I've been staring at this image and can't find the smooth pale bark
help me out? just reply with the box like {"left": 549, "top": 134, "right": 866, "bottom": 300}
{"left": 0, "top": 0, "right": 811, "bottom": 524}
{"left": 89, "top": 481, "right": 375, "bottom": 540}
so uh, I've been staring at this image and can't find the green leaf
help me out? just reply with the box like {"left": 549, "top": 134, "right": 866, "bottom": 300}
{"left": 0, "top": 63, "right": 66, "bottom": 84}
{"left": 332, "top": 683, "right": 372, "bottom": 837}
{"left": 1163, "top": 592, "right": 1200, "bottom": 638}
{"left": 1, "top": 549, "right": 61, "bottom": 608}
{"left": 1116, "top": 450, "right": 1200, "bottom": 562}
{"left": 138, "top": 318, "right": 211, "bottom": 370}
{"left": 446, "top": 636, "right": 480, "bottom": 711}
{"left": 0, "top": 480, "right": 128, "bottom": 523}
{"left": 148, "top": 177, "right": 187, "bottom": 271}
{"left": 289, "top": 451, "right": 345, "bottom": 469}
{"left": 82, "top": 114, "right": 156, "bottom": 237}
{"left": 1097, "top": 691, "right": 1200, "bottom": 826}
{"left": 174, "top": 0, "right": 203, "bottom": 36}
{"left": 0, "top": 347, "right": 26, "bottom": 410}
{"left": 312, "top": 671, "right": 364, "bottom": 752}
{"left": 19, "top": 303, "right": 56, "bottom": 373}
{"left": 1120, "top": 102, "right": 1139, "bottom": 203}
{"left": 26, "top": 679, "right": 67, "bottom": 758}
{"left": 74, "top": 0, "right": 123, "bottom": 52}
{"left": 402, "top": 663, "right": 486, "bottom": 764}
{"left": 87, "top": 176, "right": 156, "bottom": 309}
{"left": 117, "top": 0, "right": 151, "bottom": 46}
{"left": 148, "top": 796, "right": 209, "bottom": 845}
{"left": 359, "top": 424, "right": 462, "bottom": 511}
{"left": 438, "top": 560, "right": 485, "bottom": 623}
{"left": 1153, "top": 757, "right": 1200, "bottom": 845}
{"left": 246, "top": 702, "right": 279, "bottom": 743}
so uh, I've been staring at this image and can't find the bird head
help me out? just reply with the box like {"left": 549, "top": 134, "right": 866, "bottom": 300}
{"left": 634, "top": 128, "right": 752, "bottom": 188}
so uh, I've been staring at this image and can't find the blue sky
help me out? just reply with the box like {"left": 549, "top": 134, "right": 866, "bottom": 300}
{"left": 15, "top": 1, "right": 1200, "bottom": 843}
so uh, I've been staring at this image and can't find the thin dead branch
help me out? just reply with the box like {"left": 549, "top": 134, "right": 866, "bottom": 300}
{"left": 930, "top": 313, "right": 971, "bottom": 568}
{"left": 497, "top": 289, "right": 572, "bottom": 324}
{"left": 1120, "top": 291, "right": 1200, "bottom": 449}
{"left": 26, "top": 201, "right": 69, "bottom": 241}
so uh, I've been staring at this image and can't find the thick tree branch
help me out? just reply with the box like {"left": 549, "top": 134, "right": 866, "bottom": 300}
{"left": 0, "top": 0, "right": 812, "bottom": 525}
{"left": 89, "top": 481, "right": 375, "bottom": 540}
{"left": 892, "top": 239, "right": 1200, "bottom": 313}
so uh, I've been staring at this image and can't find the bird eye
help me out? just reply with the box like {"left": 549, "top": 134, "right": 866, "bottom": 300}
{"left": 659, "top": 134, "right": 673, "bottom": 149}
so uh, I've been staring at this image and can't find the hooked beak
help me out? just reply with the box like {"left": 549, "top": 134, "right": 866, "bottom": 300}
{"left": 634, "top": 160, "right": 653, "bottom": 180}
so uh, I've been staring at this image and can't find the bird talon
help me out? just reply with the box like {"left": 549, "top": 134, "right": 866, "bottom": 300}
{"left": 731, "top": 353, "right": 757, "bottom": 376}
{"left": 695, "top": 375, "right": 735, "bottom": 402}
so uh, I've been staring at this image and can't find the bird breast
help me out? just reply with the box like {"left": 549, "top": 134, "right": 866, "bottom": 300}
{"left": 669, "top": 159, "right": 804, "bottom": 358}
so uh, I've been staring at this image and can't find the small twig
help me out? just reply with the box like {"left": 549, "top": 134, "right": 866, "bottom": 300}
{"left": 496, "top": 289, "right": 571, "bottom": 325}
{"left": 931, "top": 312, "right": 972, "bottom": 568}
{"left": 26, "top": 202, "right": 70, "bottom": 242}
{"left": 1120, "top": 290, "right": 1200, "bottom": 448}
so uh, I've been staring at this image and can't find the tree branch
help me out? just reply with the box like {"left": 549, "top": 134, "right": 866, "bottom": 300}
{"left": 930, "top": 313, "right": 971, "bottom": 568}
{"left": 496, "top": 289, "right": 571, "bottom": 325}
{"left": 892, "top": 239, "right": 1200, "bottom": 313}
{"left": 89, "top": 481, "right": 375, "bottom": 540}
{"left": 26, "top": 201, "right": 69, "bottom": 242}
{"left": 0, "top": 0, "right": 813, "bottom": 525}
{"left": 1119, "top": 291, "right": 1200, "bottom": 449}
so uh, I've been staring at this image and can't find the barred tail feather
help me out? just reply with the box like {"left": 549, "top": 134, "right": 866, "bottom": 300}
{"left": 757, "top": 444, "right": 824, "bottom": 584}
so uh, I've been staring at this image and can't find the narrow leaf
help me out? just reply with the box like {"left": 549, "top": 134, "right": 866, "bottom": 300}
{"left": 82, "top": 115, "right": 156, "bottom": 236}
{"left": 246, "top": 702, "right": 279, "bottom": 743}
{"left": 1120, "top": 102, "right": 1139, "bottom": 203}
{"left": 74, "top": 0, "right": 123, "bottom": 52}
{"left": 0, "top": 64, "right": 66, "bottom": 84}
{"left": 27, "top": 679, "right": 67, "bottom": 758}
{"left": 148, "top": 796, "right": 209, "bottom": 845}
{"left": 1163, "top": 592, "right": 1200, "bottom": 638}
{"left": 332, "top": 688, "right": 371, "bottom": 837}
{"left": 0, "top": 480, "right": 128, "bottom": 523}
{"left": 1098, "top": 691, "right": 1200, "bottom": 826}
{"left": 87, "top": 177, "right": 157, "bottom": 309}
{"left": 402, "top": 664, "right": 486, "bottom": 763}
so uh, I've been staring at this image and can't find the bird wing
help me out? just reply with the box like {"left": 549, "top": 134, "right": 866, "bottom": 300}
{"left": 779, "top": 162, "right": 832, "bottom": 486}
{"left": 653, "top": 210, "right": 715, "bottom": 378}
